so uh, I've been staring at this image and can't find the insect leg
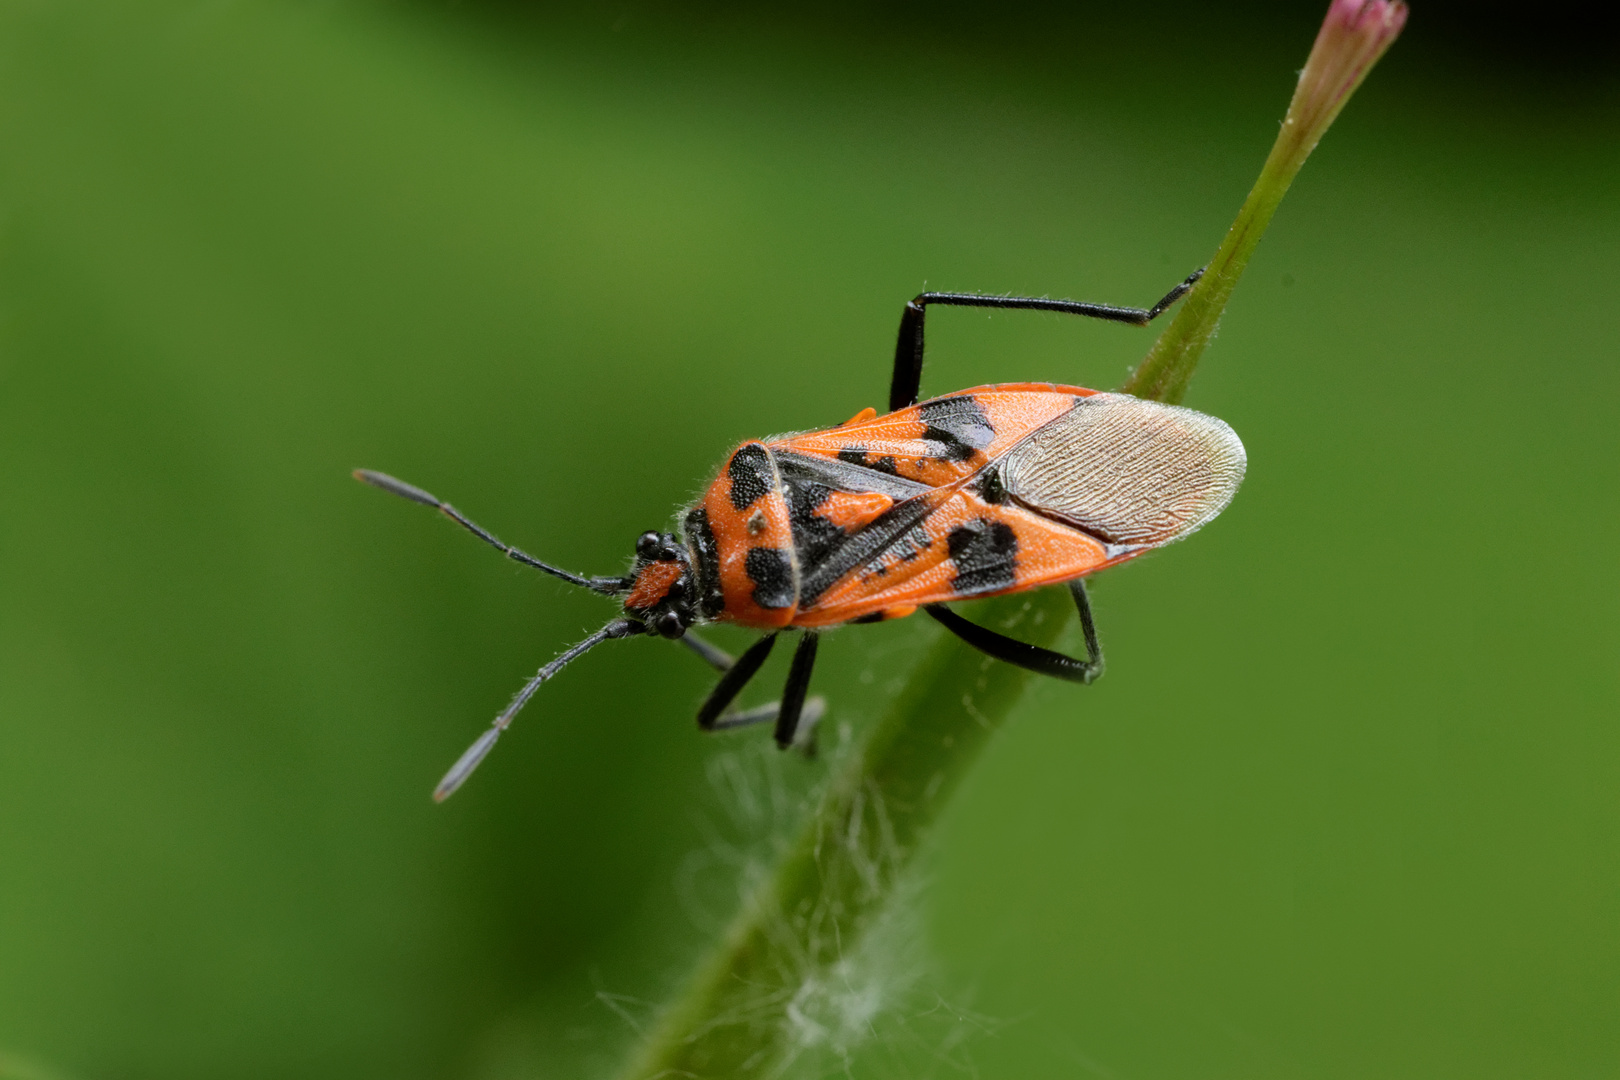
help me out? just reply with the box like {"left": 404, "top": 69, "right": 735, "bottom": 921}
{"left": 1069, "top": 577, "right": 1105, "bottom": 679}
{"left": 354, "top": 469, "right": 631, "bottom": 595}
{"left": 687, "top": 632, "right": 826, "bottom": 749}
{"left": 773, "top": 632, "right": 820, "bottom": 749}
{"left": 924, "top": 579, "right": 1104, "bottom": 684}
{"left": 696, "top": 634, "right": 778, "bottom": 730}
{"left": 679, "top": 631, "right": 735, "bottom": 673}
{"left": 708, "top": 695, "right": 826, "bottom": 738}
{"left": 888, "top": 268, "right": 1205, "bottom": 410}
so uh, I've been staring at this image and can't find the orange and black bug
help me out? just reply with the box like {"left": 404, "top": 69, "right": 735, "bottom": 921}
{"left": 356, "top": 268, "right": 1245, "bottom": 800}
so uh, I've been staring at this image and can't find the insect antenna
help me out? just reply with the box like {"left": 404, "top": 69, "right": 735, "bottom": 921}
{"left": 434, "top": 618, "right": 641, "bottom": 801}
{"left": 354, "top": 469, "right": 631, "bottom": 595}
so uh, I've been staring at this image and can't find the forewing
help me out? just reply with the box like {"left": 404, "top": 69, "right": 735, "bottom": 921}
{"left": 762, "top": 385, "right": 1240, "bottom": 628}
{"left": 772, "top": 385, "right": 1092, "bottom": 490}
{"left": 997, "top": 393, "right": 1247, "bottom": 546}
{"left": 792, "top": 485, "right": 1116, "bottom": 627}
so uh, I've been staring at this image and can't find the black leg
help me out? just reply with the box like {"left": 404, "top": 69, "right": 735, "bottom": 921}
{"left": 773, "top": 633, "right": 820, "bottom": 748}
{"left": 1069, "top": 578, "right": 1103, "bottom": 679}
{"left": 686, "top": 632, "right": 825, "bottom": 748}
{"left": 696, "top": 634, "right": 778, "bottom": 730}
{"left": 924, "top": 579, "right": 1105, "bottom": 684}
{"left": 889, "top": 268, "right": 1204, "bottom": 411}
{"left": 708, "top": 696, "right": 826, "bottom": 739}
{"left": 679, "top": 631, "right": 735, "bottom": 673}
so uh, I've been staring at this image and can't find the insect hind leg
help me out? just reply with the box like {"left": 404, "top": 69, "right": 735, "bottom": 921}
{"left": 925, "top": 579, "right": 1104, "bottom": 684}
{"left": 887, "top": 268, "right": 1204, "bottom": 411}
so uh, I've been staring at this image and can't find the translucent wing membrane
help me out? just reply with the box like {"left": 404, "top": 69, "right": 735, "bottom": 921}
{"left": 997, "top": 393, "right": 1246, "bottom": 546}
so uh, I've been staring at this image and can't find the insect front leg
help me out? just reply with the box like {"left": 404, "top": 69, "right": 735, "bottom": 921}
{"left": 707, "top": 697, "right": 826, "bottom": 753}
{"left": 772, "top": 633, "right": 820, "bottom": 749}
{"left": 689, "top": 631, "right": 824, "bottom": 752}
{"left": 925, "top": 579, "right": 1105, "bottom": 684}
{"left": 695, "top": 632, "right": 781, "bottom": 732}
{"left": 887, "top": 269, "right": 1205, "bottom": 411}
{"left": 680, "top": 630, "right": 736, "bottom": 673}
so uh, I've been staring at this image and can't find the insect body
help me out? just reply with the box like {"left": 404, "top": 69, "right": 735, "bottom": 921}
{"left": 357, "top": 270, "right": 1245, "bottom": 800}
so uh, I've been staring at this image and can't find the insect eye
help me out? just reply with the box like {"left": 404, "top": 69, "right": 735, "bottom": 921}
{"left": 636, "top": 531, "right": 662, "bottom": 559}
{"left": 658, "top": 540, "right": 683, "bottom": 562}
{"left": 655, "top": 610, "right": 685, "bottom": 639}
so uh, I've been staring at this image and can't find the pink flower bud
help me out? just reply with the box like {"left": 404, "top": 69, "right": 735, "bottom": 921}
{"left": 1282, "top": 0, "right": 1410, "bottom": 162}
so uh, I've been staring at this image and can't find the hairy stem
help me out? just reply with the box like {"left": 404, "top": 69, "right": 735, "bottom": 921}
{"left": 619, "top": 589, "right": 1072, "bottom": 1078}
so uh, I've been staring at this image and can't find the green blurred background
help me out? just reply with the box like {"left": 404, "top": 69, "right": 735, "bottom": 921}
{"left": 1, "top": 1, "right": 1616, "bottom": 1077}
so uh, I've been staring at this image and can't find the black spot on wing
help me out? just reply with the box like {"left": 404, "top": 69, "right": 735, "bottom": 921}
{"left": 946, "top": 519, "right": 1018, "bottom": 595}
{"left": 918, "top": 395, "right": 995, "bottom": 462}
{"left": 745, "top": 546, "right": 795, "bottom": 609}
{"left": 834, "top": 444, "right": 901, "bottom": 478}
{"left": 683, "top": 507, "right": 726, "bottom": 618}
{"left": 727, "top": 444, "right": 774, "bottom": 511}
{"left": 974, "top": 466, "right": 1008, "bottom": 505}
{"left": 783, "top": 477, "right": 846, "bottom": 573}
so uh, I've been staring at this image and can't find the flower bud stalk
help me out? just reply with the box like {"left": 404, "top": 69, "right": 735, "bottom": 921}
{"left": 1125, "top": 0, "right": 1409, "bottom": 405}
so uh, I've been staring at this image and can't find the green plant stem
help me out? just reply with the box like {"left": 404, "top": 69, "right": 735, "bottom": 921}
{"left": 1120, "top": 130, "right": 1307, "bottom": 405}
{"left": 619, "top": 587, "right": 1075, "bottom": 1078}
